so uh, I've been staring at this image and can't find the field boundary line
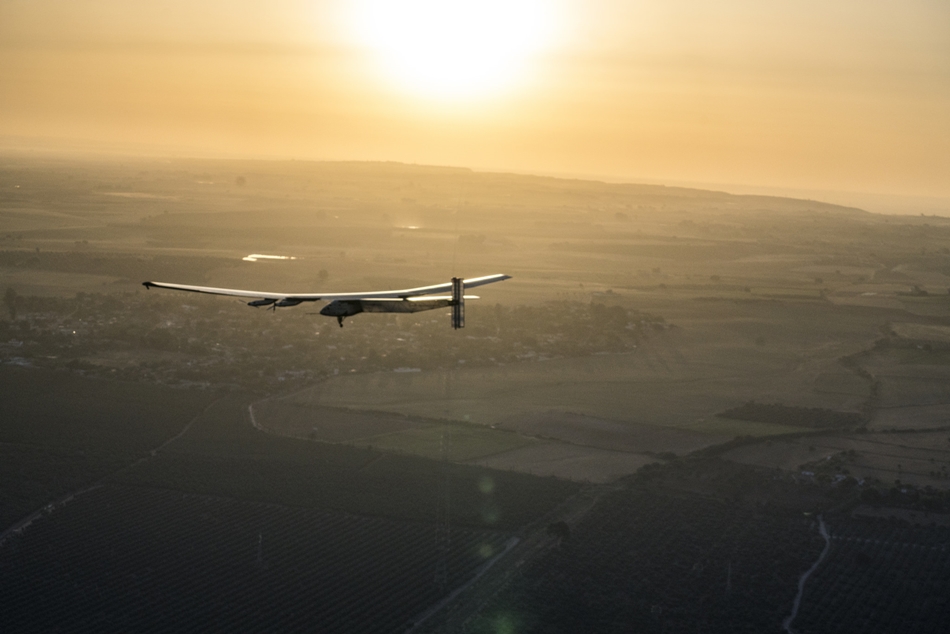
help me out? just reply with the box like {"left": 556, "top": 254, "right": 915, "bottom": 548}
{"left": 0, "top": 484, "right": 104, "bottom": 547}
{"left": 806, "top": 442, "right": 950, "bottom": 460}
{"left": 136, "top": 396, "right": 227, "bottom": 461}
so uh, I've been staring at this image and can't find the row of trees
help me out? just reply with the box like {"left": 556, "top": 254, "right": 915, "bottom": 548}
{"left": 794, "top": 518, "right": 950, "bottom": 634}
{"left": 0, "top": 483, "right": 511, "bottom": 633}
{"left": 469, "top": 487, "right": 824, "bottom": 634}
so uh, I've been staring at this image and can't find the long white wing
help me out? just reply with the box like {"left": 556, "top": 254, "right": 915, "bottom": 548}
{"left": 142, "top": 274, "right": 510, "bottom": 302}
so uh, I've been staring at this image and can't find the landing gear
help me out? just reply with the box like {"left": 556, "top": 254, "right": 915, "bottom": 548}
{"left": 337, "top": 316, "right": 344, "bottom": 328}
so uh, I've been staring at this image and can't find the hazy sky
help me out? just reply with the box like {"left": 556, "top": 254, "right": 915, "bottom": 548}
{"left": 1, "top": 0, "right": 948, "bottom": 197}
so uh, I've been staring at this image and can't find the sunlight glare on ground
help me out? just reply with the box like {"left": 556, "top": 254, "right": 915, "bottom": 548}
{"left": 347, "top": 0, "right": 559, "bottom": 101}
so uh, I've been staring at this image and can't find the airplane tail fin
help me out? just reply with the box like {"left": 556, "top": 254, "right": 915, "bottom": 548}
{"left": 451, "top": 277, "right": 465, "bottom": 329}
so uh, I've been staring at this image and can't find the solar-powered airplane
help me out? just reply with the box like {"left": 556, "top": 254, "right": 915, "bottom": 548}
{"left": 142, "top": 274, "right": 511, "bottom": 328}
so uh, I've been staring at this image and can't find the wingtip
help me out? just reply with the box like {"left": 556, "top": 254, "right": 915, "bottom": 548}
{"left": 143, "top": 282, "right": 153, "bottom": 289}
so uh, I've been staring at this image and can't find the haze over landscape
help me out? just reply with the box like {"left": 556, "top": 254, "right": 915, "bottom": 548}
{"left": 2, "top": 0, "right": 949, "bottom": 204}
{"left": 1, "top": 2, "right": 950, "bottom": 633}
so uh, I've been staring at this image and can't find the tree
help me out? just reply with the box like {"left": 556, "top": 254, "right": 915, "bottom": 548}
{"left": 3, "top": 287, "right": 17, "bottom": 320}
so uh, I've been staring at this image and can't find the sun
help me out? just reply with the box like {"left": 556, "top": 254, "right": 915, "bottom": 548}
{"left": 348, "top": 0, "right": 558, "bottom": 101}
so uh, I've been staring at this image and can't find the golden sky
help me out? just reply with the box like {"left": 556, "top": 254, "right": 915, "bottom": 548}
{"left": 1, "top": 0, "right": 948, "bottom": 197}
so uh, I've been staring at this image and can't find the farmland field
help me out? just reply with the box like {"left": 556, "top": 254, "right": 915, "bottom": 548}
{"left": 112, "top": 395, "right": 577, "bottom": 530}
{"left": 0, "top": 365, "right": 216, "bottom": 529}
{"left": 793, "top": 518, "right": 950, "bottom": 634}
{"left": 0, "top": 366, "right": 215, "bottom": 456}
{"left": 251, "top": 400, "right": 536, "bottom": 461}
{"left": 305, "top": 320, "right": 876, "bottom": 432}
{"left": 256, "top": 306, "right": 877, "bottom": 481}
{"left": 6, "top": 156, "right": 950, "bottom": 630}
{"left": 685, "top": 417, "right": 808, "bottom": 437}
{"left": 348, "top": 424, "right": 536, "bottom": 461}
{"left": 463, "top": 487, "right": 825, "bottom": 634}
{"left": 724, "top": 431, "right": 950, "bottom": 488}
{"left": 470, "top": 443, "right": 659, "bottom": 483}
{"left": 0, "top": 484, "right": 513, "bottom": 634}
{"left": 251, "top": 400, "right": 427, "bottom": 443}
